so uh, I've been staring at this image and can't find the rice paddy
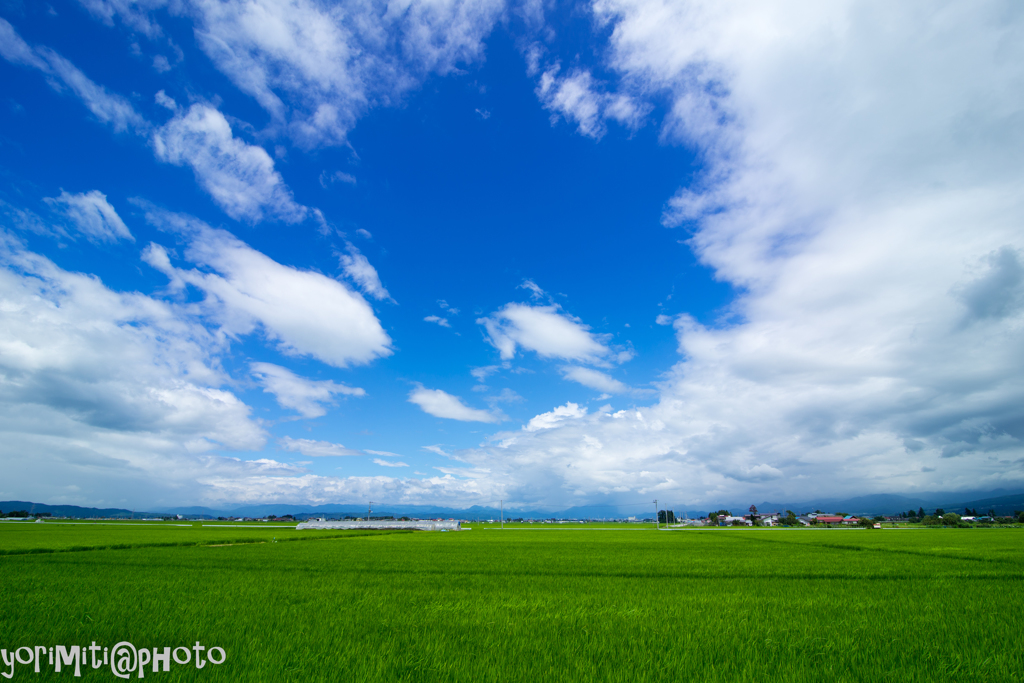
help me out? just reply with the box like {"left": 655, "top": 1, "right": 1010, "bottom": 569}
{"left": 1, "top": 522, "right": 1022, "bottom": 681}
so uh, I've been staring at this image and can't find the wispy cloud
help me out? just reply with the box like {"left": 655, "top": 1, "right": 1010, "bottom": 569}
{"left": 279, "top": 437, "right": 361, "bottom": 457}
{"left": 251, "top": 362, "right": 364, "bottom": 418}
{"left": 373, "top": 458, "right": 408, "bottom": 468}
{"left": 44, "top": 190, "right": 134, "bottom": 243}
{"left": 153, "top": 104, "right": 307, "bottom": 224}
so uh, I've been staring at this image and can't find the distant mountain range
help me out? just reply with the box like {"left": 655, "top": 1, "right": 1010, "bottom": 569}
{"left": 4, "top": 488, "right": 1024, "bottom": 520}
{"left": 726, "top": 489, "right": 1024, "bottom": 517}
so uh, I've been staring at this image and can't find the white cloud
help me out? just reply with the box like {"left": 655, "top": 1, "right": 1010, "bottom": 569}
{"left": 141, "top": 208, "right": 393, "bottom": 368}
{"left": 535, "top": 64, "right": 647, "bottom": 139}
{"left": 320, "top": 170, "right": 356, "bottom": 187}
{"left": 422, "top": 445, "right": 448, "bottom": 456}
{"left": 279, "top": 436, "right": 361, "bottom": 456}
{"left": 523, "top": 402, "right": 587, "bottom": 432}
{"left": 0, "top": 18, "right": 147, "bottom": 134}
{"left": 437, "top": 299, "right": 459, "bottom": 315}
{"left": 0, "top": 230, "right": 265, "bottom": 458}
{"left": 251, "top": 362, "right": 364, "bottom": 418}
{"left": 435, "top": 1, "right": 1024, "bottom": 508}
{"left": 78, "top": 0, "right": 165, "bottom": 38}
{"left": 373, "top": 458, "right": 409, "bottom": 467}
{"left": 486, "top": 388, "right": 524, "bottom": 405}
{"left": 365, "top": 449, "right": 402, "bottom": 458}
{"left": 560, "top": 366, "right": 629, "bottom": 394}
{"left": 152, "top": 104, "right": 307, "bottom": 223}
{"left": 44, "top": 190, "right": 134, "bottom": 243}
{"left": 338, "top": 242, "right": 392, "bottom": 302}
{"left": 478, "top": 303, "right": 612, "bottom": 364}
{"left": 424, "top": 315, "right": 450, "bottom": 327}
{"left": 81, "top": 0, "right": 505, "bottom": 147}
{"left": 0, "top": 17, "right": 48, "bottom": 70}
{"left": 2, "top": 21, "right": 313, "bottom": 229}
{"left": 470, "top": 365, "right": 501, "bottom": 382}
{"left": 518, "top": 279, "right": 546, "bottom": 300}
{"left": 408, "top": 385, "right": 501, "bottom": 423}
{"left": 154, "top": 89, "right": 177, "bottom": 111}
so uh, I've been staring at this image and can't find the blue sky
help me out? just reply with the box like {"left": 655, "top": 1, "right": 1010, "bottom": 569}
{"left": 1, "top": 0, "right": 1023, "bottom": 511}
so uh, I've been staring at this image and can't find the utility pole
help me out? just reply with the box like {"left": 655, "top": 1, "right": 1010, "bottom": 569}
{"left": 367, "top": 501, "right": 372, "bottom": 522}
{"left": 500, "top": 500, "right": 503, "bottom": 529}
{"left": 654, "top": 499, "right": 659, "bottom": 530}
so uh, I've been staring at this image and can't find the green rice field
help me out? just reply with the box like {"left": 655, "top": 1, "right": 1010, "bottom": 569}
{"left": 1, "top": 522, "right": 1022, "bottom": 681}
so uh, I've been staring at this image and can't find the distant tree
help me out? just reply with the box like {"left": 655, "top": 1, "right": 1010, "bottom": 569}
{"left": 749, "top": 505, "right": 759, "bottom": 516}
{"left": 935, "top": 508, "right": 945, "bottom": 516}
{"left": 731, "top": 519, "right": 746, "bottom": 526}
{"left": 857, "top": 517, "right": 875, "bottom": 528}
{"left": 708, "top": 512, "right": 719, "bottom": 526}
{"left": 781, "top": 511, "right": 800, "bottom": 527}
{"left": 716, "top": 509, "right": 731, "bottom": 517}
{"left": 918, "top": 507, "right": 926, "bottom": 518}
{"left": 941, "top": 513, "right": 961, "bottom": 526}
{"left": 989, "top": 509, "right": 996, "bottom": 518}
{"left": 1017, "top": 512, "right": 1024, "bottom": 524}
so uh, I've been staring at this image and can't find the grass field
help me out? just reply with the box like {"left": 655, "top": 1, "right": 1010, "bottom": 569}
{"left": 1, "top": 523, "right": 1022, "bottom": 682}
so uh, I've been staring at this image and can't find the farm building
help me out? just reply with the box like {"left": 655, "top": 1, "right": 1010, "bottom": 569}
{"left": 296, "top": 520, "right": 463, "bottom": 531}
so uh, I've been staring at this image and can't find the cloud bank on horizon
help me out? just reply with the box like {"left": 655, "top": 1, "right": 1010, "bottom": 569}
{"left": 0, "top": 0, "right": 1021, "bottom": 511}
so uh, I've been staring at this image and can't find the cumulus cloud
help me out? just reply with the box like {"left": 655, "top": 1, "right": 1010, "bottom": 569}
{"left": 478, "top": 304, "right": 612, "bottom": 364}
{"left": 0, "top": 230, "right": 265, "bottom": 459}
{"left": 0, "top": 215, "right": 489, "bottom": 510}
{"left": 152, "top": 104, "right": 307, "bottom": 223}
{"left": 439, "top": 0, "right": 1024, "bottom": 508}
{"left": 141, "top": 208, "right": 392, "bottom": 368}
{"left": 251, "top": 362, "right": 364, "bottom": 418}
{"left": 560, "top": 366, "right": 629, "bottom": 394}
{"left": 0, "top": 18, "right": 147, "bottom": 134}
{"left": 44, "top": 190, "right": 134, "bottom": 243}
{"left": 338, "top": 242, "right": 392, "bottom": 302}
{"left": 279, "top": 436, "right": 361, "bottom": 456}
{"left": 408, "top": 384, "right": 501, "bottom": 423}
{"left": 523, "top": 402, "right": 587, "bottom": 432}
